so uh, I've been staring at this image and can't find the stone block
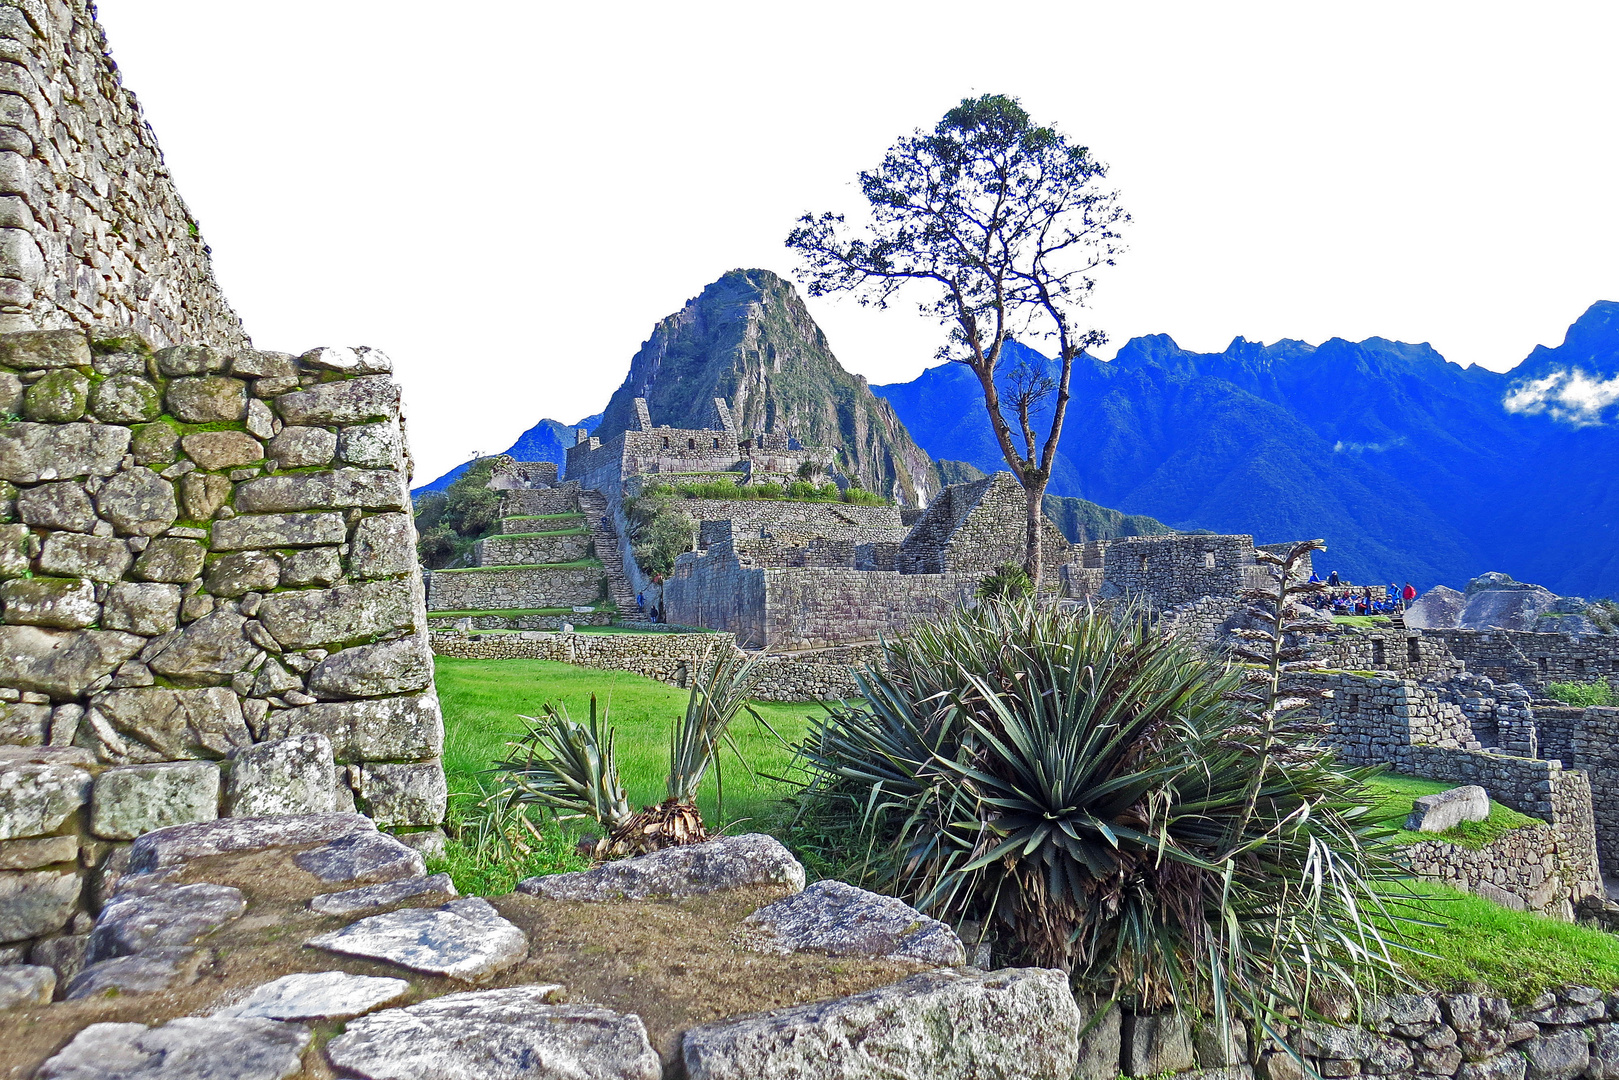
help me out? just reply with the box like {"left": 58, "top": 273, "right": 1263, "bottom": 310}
{"left": 328, "top": 987, "right": 657, "bottom": 1080}
{"left": 165, "top": 375, "right": 246, "bottom": 423}
{"left": 0, "top": 867, "right": 80, "bottom": 943}
{"left": 354, "top": 761, "right": 447, "bottom": 827}
{"left": 256, "top": 577, "right": 416, "bottom": 649}
{"left": 337, "top": 420, "right": 399, "bottom": 468}
{"left": 214, "top": 970, "right": 410, "bottom": 1022}
{"left": 211, "top": 511, "right": 346, "bottom": 551}
{"left": 521, "top": 833, "right": 804, "bottom": 901}
{"left": 37, "top": 1016, "right": 305, "bottom": 1078}
{"left": 0, "top": 963, "right": 54, "bottom": 1008}
{"left": 29, "top": 931, "right": 90, "bottom": 987}
{"left": 205, "top": 550, "right": 279, "bottom": 596}
{"left": 308, "top": 872, "right": 457, "bottom": 918}
{"left": 1524, "top": 1029, "right": 1590, "bottom": 1080}
{"left": 89, "top": 373, "right": 162, "bottom": 423}
{"left": 275, "top": 375, "right": 399, "bottom": 425}
{"left": 267, "top": 425, "right": 336, "bottom": 468}
{"left": 130, "top": 422, "right": 179, "bottom": 466}
{"left": 0, "top": 833, "right": 77, "bottom": 869}
{"left": 154, "top": 345, "right": 224, "bottom": 377}
{"left": 85, "top": 686, "right": 250, "bottom": 763}
{"left": 1, "top": 575, "right": 100, "bottom": 628}
{"left": 0, "top": 521, "right": 28, "bottom": 577}
{"left": 0, "top": 625, "right": 142, "bottom": 698}
{"left": 146, "top": 610, "right": 261, "bottom": 686}
{"left": 741, "top": 878, "right": 965, "bottom": 965}
{"left": 682, "top": 967, "right": 1079, "bottom": 1080}
{"left": 91, "top": 761, "right": 221, "bottom": 839}
{"left": 225, "top": 734, "right": 337, "bottom": 817}
{"left": 350, "top": 511, "right": 415, "bottom": 578}
{"left": 306, "top": 633, "right": 433, "bottom": 700}
{"left": 179, "top": 470, "right": 232, "bottom": 521}
{"left": 0, "top": 422, "right": 129, "bottom": 483}
{"left": 181, "top": 430, "right": 263, "bottom": 470}
{"left": 132, "top": 536, "right": 206, "bottom": 582}
{"left": 17, "top": 481, "right": 96, "bottom": 532}
{"left": 230, "top": 350, "right": 300, "bottom": 379}
{"left": 292, "top": 830, "right": 425, "bottom": 886}
{"left": 88, "top": 881, "right": 246, "bottom": 962}
{"left": 234, "top": 467, "right": 407, "bottom": 513}
{"left": 0, "top": 698, "right": 49, "bottom": 744}
{"left": 23, "top": 368, "right": 88, "bottom": 421}
{"left": 128, "top": 812, "right": 376, "bottom": 874}
{"left": 0, "top": 329, "right": 90, "bottom": 369}
{"left": 262, "top": 691, "right": 443, "bottom": 763}
{"left": 1591, "top": 1023, "right": 1619, "bottom": 1080}
{"left": 38, "top": 531, "right": 132, "bottom": 581}
{"left": 1128, "top": 1011, "right": 1197, "bottom": 1076}
{"left": 63, "top": 946, "right": 206, "bottom": 1000}
{"left": 278, "top": 546, "right": 341, "bottom": 587}
{"left": 0, "top": 759, "right": 90, "bottom": 839}
{"left": 92, "top": 467, "right": 179, "bottom": 536}
{"left": 101, "top": 582, "right": 182, "bottom": 636}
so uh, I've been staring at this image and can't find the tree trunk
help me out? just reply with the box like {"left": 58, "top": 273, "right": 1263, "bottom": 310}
{"left": 1024, "top": 478, "right": 1047, "bottom": 594}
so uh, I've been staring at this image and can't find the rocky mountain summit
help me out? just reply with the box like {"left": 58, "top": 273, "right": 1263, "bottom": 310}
{"left": 1408, "top": 572, "right": 1617, "bottom": 633}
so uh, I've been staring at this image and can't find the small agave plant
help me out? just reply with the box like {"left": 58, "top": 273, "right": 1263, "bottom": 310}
{"left": 496, "top": 648, "right": 764, "bottom": 859}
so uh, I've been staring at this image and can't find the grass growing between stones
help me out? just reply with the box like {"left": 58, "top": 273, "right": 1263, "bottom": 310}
{"left": 1363, "top": 773, "right": 1541, "bottom": 849}
{"left": 1385, "top": 881, "right": 1619, "bottom": 1001}
{"left": 432, "top": 657, "right": 822, "bottom": 893}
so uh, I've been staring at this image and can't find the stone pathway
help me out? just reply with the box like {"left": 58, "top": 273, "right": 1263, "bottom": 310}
{"left": 307, "top": 897, "right": 529, "bottom": 981}
{"left": 741, "top": 879, "right": 966, "bottom": 965}
{"left": 212, "top": 971, "right": 410, "bottom": 1021}
{"left": 520, "top": 833, "right": 805, "bottom": 901}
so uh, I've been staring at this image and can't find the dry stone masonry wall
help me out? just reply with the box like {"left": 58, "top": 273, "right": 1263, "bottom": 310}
{"left": 0, "top": 330, "right": 445, "bottom": 960}
{"left": 0, "top": 0, "right": 245, "bottom": 346}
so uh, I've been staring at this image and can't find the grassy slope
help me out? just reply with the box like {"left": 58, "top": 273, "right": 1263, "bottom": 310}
{"left": 433, "top": 657, "right": 1619, "bottom": 996}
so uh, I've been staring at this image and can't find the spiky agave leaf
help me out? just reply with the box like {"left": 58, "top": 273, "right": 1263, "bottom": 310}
{"left": 667, "top": 647, "right": 765, "bottom": 807}
{"left": 494, "top": 696, "right": 633, "bottom": 833}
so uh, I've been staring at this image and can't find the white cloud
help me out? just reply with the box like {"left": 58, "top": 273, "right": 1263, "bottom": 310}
{"left": 1504, "top": 368, "right": 1619, "bottom": 425}
{"left": 1333, "top": 437, "right": 1407, "bottom": 454}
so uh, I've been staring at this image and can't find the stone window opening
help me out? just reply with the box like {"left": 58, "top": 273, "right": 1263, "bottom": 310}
{"left": 1539, "top": 657, "right": 1549, "bottom": 674}
{"left": 1139, "top": 555, "right": 1149, "bottom": 572}
{"left": 662, "top": 437, "right": 670, "bottom": 449}
{"left": 688, "top": 438, "right": 696, "bottom": 450}
{"left": 1204, "top": 551, "right": 1215, "bottom": 569}
{"left": 712, "top": 438, "right": 720, "bottom": 449}
{"left": 1372, "top": 639, "right": 1386, "bottom": 668}
{"left": 1576, "top": 658, "right": 1588, "bottom": 675}
{"left": 1408, "top": 637, "right": 1421, "bottom": 664}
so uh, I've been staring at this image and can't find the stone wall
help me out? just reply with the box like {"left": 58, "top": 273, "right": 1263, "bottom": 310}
{"left": 1307, "top": 672, "right": 1479, "bottom": 765}
{"left": 896, "top": 471, "right": 1071, "bottom": 584}
{"left": 428, "top": 629, "right": 869, "bottom": 701}
{"left": 424, "top": 564, "right": 605, "bottom": 611}
{"left": 498, "top": 486, "right": 579, "bottom": 518}
{"left": 1401, "top": 823, "right": 1573, "bottom": 916}
{"left": 1309, "top": 626, "right": 1468, "bottom": 682}
{"left": 1423, "top": 628, "right": 1619, "bottom": 692}
{"left": 0, "top": 331, "right": 446, "bottom": 961}
{"left": 1094, "top": 533, "right": 1273, "bottom": 608}
{"left": 688, "top": 500, "right": 906, "bottom": 545}
{"left": 1568, "top": 707, "right": 1619, "bottom": 877}
{"left": 0, "top": 1, "right": 244, "bottom": 345}
{"left": 474, "top": 530, "right": 591, "bottom": 567}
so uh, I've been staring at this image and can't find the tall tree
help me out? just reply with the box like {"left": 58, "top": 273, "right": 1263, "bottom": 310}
{"left": 787, "top": 94, "right": 1129, "bottom": 586}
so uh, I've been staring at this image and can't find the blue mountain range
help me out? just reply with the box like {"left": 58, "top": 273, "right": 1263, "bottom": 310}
{"left": 414, "top": 414, "right": 601, "bottom": 494}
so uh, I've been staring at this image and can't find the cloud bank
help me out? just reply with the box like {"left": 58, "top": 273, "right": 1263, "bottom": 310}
{"left": 1504, "top": 368, "right": 1619, "bottom": 425}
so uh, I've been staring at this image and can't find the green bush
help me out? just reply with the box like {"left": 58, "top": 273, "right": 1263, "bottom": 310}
{"left": 416, "top": 524, "right": 457, "bottom": 569}
{"left": 1545, "top": 680, "right": 1616, "bottom": 708}
{"left": 791, "top": 599, "right": 1405, "bottom": 1018}
{"left": 975, "top": 561, "right": 1032, "bottom": 601}
{"left": 625, "top": 491, "right": 696, "bottom": 577}
{"left": 840, "top": 486, "right": 884, "bottom": 505}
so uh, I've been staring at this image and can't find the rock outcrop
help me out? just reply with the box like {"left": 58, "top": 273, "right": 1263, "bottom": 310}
{"left": 1408, "top": 573, "right": 1614, "bottom": 634}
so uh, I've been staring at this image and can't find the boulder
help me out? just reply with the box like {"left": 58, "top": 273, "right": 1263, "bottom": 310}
{"left": 307, "top": 896, "right": 527, "bottom": 982}
{"left": 214, "top": 970, "right": 410, "bottom": 1021}
{"left": 1407, "top": 785, "right": 1490, "bottom": 833}
{"left": 0, "top": 625, "right": 142, "bottom": 699}
{"left": 327, "top": 984, "right": 661, "bottom": 1080}
{"left": 0, "top": 867, "right": 81, "bottom": 942}
{"left": 1405, "top": 585, "right": 1466, "bottom": 630}
{"left": 23, "top": 368, "right": 89, "bottom": 422}
{"left": 681, "top": 967, "right": 1080, "bottom": 1080}
{"left": 36, "top": 1015, "right": 310, "bottom": 1080}
{"left": 291, "top": 830, "right": 425, "bottom": 887}
{"left": 0, "top": 759, "right": 91, "bottom": 838}
{"left": 89, "top": 373, "right": 162, "bottom": 423}
{"left": 91, "top": 760, "right": 220, "bottom": 839}
{"left": 131, "top": 422, "right": 180, "bottom": 466}
{"left": 274, "top": 375, "right": 400, "bottom": 425}
{"left": 742, "top": 879, "right": 965, "bottom": 965}
{"left": 0, "top": 961, "right": 55, "bottom": 1008}
{"left": 128, "top": 812, "right": 376, "bottom": 873}
{"left": 155, "top": 345, "right": 225, "bottom": 376}
{"left": 87, "top": 881, "right": 246, "bottom": 962}
{"left": 225, "top": 734, "right": 338, "bottom": 817}
{"left": 64, "top": 946, "right": 204, "bottom": 1000}
{"left": 86, "top": 686, "right": 250, "bottom": 763}
{"left": 0, "top": 329, "right": 91, "bottom": 369}
{"left": 522, "top": 833, "right": 804, "bottom": 902}
{"left": 308, "top": 872, "right": 458, "bottom": 917}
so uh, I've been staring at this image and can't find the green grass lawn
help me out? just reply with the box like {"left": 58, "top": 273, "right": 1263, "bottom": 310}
{"left": 1332, "top": 614, "right": 1394, "bottom": 628}
{"left": 1362, "top": 773, "right": 1540, "bottom": 849}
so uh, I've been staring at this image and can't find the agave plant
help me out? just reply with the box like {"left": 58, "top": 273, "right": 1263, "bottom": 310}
{"left": 496, "top": 647, "right": 765, "bottom": 858}
{"left": 795, "top": 597, "right": 1409, "bottom": 1029}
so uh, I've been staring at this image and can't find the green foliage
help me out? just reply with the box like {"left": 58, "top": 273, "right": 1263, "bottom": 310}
{"left": 667, "top": 650, "right": 766, "bottom": 806}
{"left": 1362, "top": 773, "right": 1540, "bottom": 850}
{"left": 497, "top": 696, "right": 633, "bottom": 831}
{"left": 1042, "top": 492, "right": 1174, "bottom": 543}
{"left": 1545, "top": 680, "right": 1616, "bottom": 708}
{"left": 1590, "top": 601, "right": 1619, "bottom": 634}
{"left": 975, "top": 561, "right": 1032, "bottom": 602}
{"left": 791, "top": 599, "right": 1406, "bottom": 1018}
{"left": 416, "top": 524, "right": 456, "bottom": 568}
{"left": 840, "top": 487, "right": 885, "bottom": 505}
{"left": 413, "top": 458, "right": 501, "bottom": 568}
{"left": 429, "top": 789, "right": 589, "bottom": 896}
{"left": 625, "top": 491, "right": 696, "bottom": 577}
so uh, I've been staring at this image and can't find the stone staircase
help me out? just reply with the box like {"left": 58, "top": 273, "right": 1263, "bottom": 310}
{"left": 425, "top": 488, "right": 618, "bottom": 630}
{"left": 577, "top": 488, "right": 640, "bottom": 615}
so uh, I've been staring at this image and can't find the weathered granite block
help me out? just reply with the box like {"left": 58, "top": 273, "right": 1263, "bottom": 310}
{"left": 261, "top": 691, "right": 443, "bottom": 763}
{"left": 0, "top": 867, "right": 81, "bottom": 943}
{"left": 0, "top": 625, "right": 142, "bottom": 699}
{"left": 256, "top": 578, "right": 416, "bottom": 649}
{"left": 275, "top": 375, "right": 400, "bottom": 425}
{"left": 354, "top": 761, "right": 447, "bottom": 827}
{"left": 235, "top": 468, "right": 407, "bottom": 514}
{"left": 91, "top": 760, "right": 221, "bottom": 839}
{"left": 0, "top": 576, "right": 100, "bottom": 629}
{"left": 306, "top": 634, "right": 434, "bottom": 700}
{"left": 0, "top": 759, "right": 91, "bottom": 839}
{"left": 211, "top": 512, "right": 347, "bottom": 551}
{"left": 84, "top": 686, "right": 250, "bottom": 763}
{"left": 225, "top": 734, "right": 338, "bottom": 817}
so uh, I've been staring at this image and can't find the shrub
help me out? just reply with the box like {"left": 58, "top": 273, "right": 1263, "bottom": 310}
{"left": 625, "top": 492, "right": 696, "bottom": 577}
{"left": 1546, "top": 680, "right": 1615, "bottom": 708}
{"left": 975, "top": 561, "right": 1032, "bottom": 601}
{"left": 791, "top": 598, "right": 1405, "bottom": 1022}
{"left": 416, "top": 523, "right": 458, "bottom": 569}
{"left": 841, "top": 486, "right": 884, "bottom": 505}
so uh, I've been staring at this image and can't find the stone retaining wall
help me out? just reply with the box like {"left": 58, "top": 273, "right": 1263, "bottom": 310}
{"left": 474, "top": 531, "right": 591, "bottom": 566}
{"left": 498, "top": 486, "right": 580, "bottom": 517}
{"left": 1401, "top": 824, "right": 1570, "bottom": 916}
{"left": 0, "top": 0, "right": 245, "bottom": 346}
{"left": 1423, "top": 629, "right": 1619, "bottom": 692}
{"left": 1568, "top": 707, "right": 1619, "bottom": 877}
{"left": 425, "top": 563, "right": 605, "bottom": 610}
{"left": 429, "top": 630, "right": 868, "bottom": 701}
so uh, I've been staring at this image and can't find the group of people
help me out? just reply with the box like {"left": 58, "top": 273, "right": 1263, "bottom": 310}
{"left": 1306, "top": 572, "right": 1419, "bottom": 616}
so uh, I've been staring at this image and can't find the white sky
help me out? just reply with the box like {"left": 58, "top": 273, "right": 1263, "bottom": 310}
{"left": 96, "top": 1, "right": 1619, "bottom": 484}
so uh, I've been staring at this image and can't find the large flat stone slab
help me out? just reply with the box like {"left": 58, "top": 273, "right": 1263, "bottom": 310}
{"left": 291, "top": 830, "right": 425, "bottom": 887}
{"left": 307, "top": 897, "right": 527, "bottom": 982}
{"left": 326, "top": 984, "right": 661, "bottom": 1080}
{"left": 37, "top": 1016, "right": 310, "bottom": 1080}
{"left": 65, "top": 947, "right": 203, "bottom": 1000}
{"left": 309, "top": 872, "right": 458, "bottom": 917}
{"left": 214, "top": 971, "right": 410, "bottom": 1021}
{"left": 128, "top": 812, "right": 376, "bottom": 873}
{"left": 681, "top": 967, "right": 1081, "bottom": 1080}
{"left": 519, "top": 833, "right": 805, "bottom": 902}
{"left": 88, "top": 881, "right": 246, "bottom": 962}
{"left": 742, "top": 879, "right": 966, "bottom": 965}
